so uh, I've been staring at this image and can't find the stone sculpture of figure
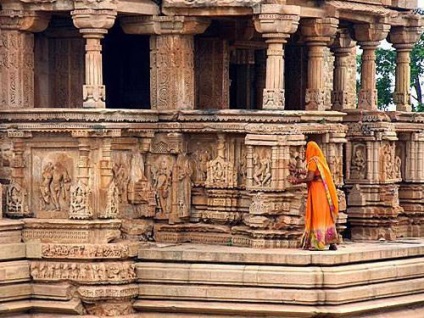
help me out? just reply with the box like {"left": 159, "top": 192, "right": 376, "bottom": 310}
{"left": 175, "top": 153, "right": 192, "bottom": 220}
{"left": 288, "top": 147, "right": 306, "bottom": 180}
{"left": 394, "top": 156, "right": 402, "bottom": 179}
{"left": 50, "top": 162, "right": 71, "bottom": 211}
{"left": 351, "top": 147, "right": 366, "bottom": 179}
{"left": 151, "top": 157, "right": 172, "bottom": 215}
{"left": 112, "top": 162, "right": 129, "bottom": 203}
{"left": 253, "top": 152, "right": 272, "bottom": 187}
{"left": 40, "top": 162, "right": 54, "bottom": 208}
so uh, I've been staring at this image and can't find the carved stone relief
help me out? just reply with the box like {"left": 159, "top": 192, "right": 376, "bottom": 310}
{"left": 6, "top": 182, "right": 29, "bottom": 217}
{"left": 150, "top": 155, "right": 174, "bottom": 217}
{"left": 127, "top": 152, "right": 156, "bottom": 218}
{"left": 112, "top": 154, "right": 130, "bottom": 205}
{"left": 171, "top": 153, "right": 192, "bottom": 223}
{"left": 30, "top": 261, "right": 136, "bottom": 283}
{"left": 39, "top": 161, "right": 71, "bottom": 211}
{"left": 350, "top": 144, "right": 367, "bottom": 179}
{"left": 381, "top": 142, "right": 395, "bottom": 181}
{"left": 69, "top": 180, "right": 93, "bottom": 219}
{"left": 288, "top": 146, "right": 306, "bottom": 180}
{"left": 189, "top": 140, "right": 214, "bottom": 187}
{"left": 252, "top": 147, "right": 272, "bottom": 187}
{"left": 205, "top": 135, "right": 236, "bottom": 188}
{"left": 84, "top": 301, "right": 135, "bottom": 316}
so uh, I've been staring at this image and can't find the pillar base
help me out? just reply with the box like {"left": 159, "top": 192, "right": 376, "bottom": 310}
{"left": 262, "top": 89, "right": 285, "bottom": 109}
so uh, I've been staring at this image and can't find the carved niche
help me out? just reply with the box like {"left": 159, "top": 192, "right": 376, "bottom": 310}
{"left": 69, "top": 180, "right": 93, "bottom": 219}
{"left": 205, "top": 135, "right": 236, "bottom": 188}
{"left": 252, "top": 147, "right": 272, "bottom": 188}
{"left": 394, "top": 142, "right": 403, "bottom": 180}
{"left": 150, "top": 155, "right": 175, "bottom": 218}
{"left": 380, "top": 142, "right": 396, "bottom": 181}
{"left": 34, "top": 152, "right": 74, "bottom": 218}
{"left": 127, "top": 152, "right": 156, "bottom": 218}
{"left": 288, "top": 145, "right": 306, "bottom": 180}
{"left": 188, "top": 139, "right": 215, "bottom": 187}
{"left": 6, "top": 182, "right": 29, "bottom": 217}
{"left": 171, "top": 153, "right": 193, "bottom": 223}
{"left": 350, "top": 143, "right": 367, "bottom": 180}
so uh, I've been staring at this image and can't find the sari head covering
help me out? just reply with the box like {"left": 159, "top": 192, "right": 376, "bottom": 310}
{"left": 305, "top": 141, "right": 339, "bottom": 220}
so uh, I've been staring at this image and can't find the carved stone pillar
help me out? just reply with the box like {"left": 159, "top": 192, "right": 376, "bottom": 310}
{"left": 253, "top": 7, "right": 300, "bottom": 109}
{"left": 0, "top": 10, "right": 49, "bottom": 109}
{"left": 388, "top": 26, "right": 422, "bottom": 112}
{"left": 121, "top": 16, "right": 210, "bottom": 110}
{"left": 331, "top": 30, "right": 356, "bottom": 110}
{"left": 301, "top": 18, "right": 338, "bottom": 111}
{"left": 354, "top": 23, "right": 390, "bottom": 110}
{"left": 72, "top": 8, "right": 117, "bottom": 108}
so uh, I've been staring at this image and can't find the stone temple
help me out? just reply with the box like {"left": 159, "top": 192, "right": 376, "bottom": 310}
{"left": 1, "top": 0, "right": 424, "bottom": 316}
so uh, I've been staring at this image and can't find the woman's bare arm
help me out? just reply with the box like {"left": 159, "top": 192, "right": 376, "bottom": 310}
{"left": 292, "top": 170, "right": 315, "bottom": 184}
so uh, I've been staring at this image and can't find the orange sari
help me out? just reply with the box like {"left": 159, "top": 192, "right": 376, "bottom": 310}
{"left": 301, "top": 141, "right": 339, "bottom": 250}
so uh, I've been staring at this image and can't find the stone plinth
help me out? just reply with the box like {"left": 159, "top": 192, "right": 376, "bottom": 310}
{"left": 136, "top": 242, "right": 424, "bottom": 316}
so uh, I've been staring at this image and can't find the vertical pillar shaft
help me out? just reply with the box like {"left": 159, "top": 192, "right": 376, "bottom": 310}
{"left": 81, "top": 31, "right": 107, "bottom": 108}
{"left": 305, "top": 43, "right": 326, "bottom": 110}
{"left": 151, "top": 34, "right": 195, "bottom": 110}
{"left": 262, "top": 38, "right": 286, "bottom": 109}
{"left": 0, "top": 25, "right": 34, "bottom": 108}
{"left": 394, "top": 46, "right": 413, "bottom": 111}
{"left": 358, "top": 43, "right": 378, "bottom": 110}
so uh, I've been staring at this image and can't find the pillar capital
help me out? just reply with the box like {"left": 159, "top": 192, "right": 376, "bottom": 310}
{"left": 300, "top": 17, "right": 339, "bottom": 44}
{"left": 331, "top": 29, "right": 355, "bottom": 54}
{"left": 0, "top": 9, "right": 50, "bottom": 32}
{"left": 253, "top": 14, "right": 299, "bottom": 40}
{"left": 353, "top": 23, "right": 390, "bottom": 46}
{"left": 71, "top": 9, "right": 117, "bottom": 33}
{"left": 73, "top": 0, "right": 118, "bottom": 11}
{"left": 388, "top": 25, "right": 423, "bottom": 50}
{"left": 121, "top": 15, "right": 210, "bottom": 35}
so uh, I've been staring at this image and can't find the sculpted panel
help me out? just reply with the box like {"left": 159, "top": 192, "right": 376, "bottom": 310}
{"left": 39, "top": 243, "right": 135, "bottom": 259}
{"left": 32, "top": 151, "right": 75, "bottom": 218}
{"left": 30, "top": 261, "right": 136, "bottom": 283}
{"left": 252, "top": 147, "right": 272, "bottom": 188}
{"left": 150, "top": 155, "right": 174, "bottom": 218}
{"left": 350, "top": 144, "right": 367, "bottom": 179}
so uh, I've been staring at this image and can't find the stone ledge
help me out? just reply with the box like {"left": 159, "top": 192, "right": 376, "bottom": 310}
{"left": 0, "top": 243, "right": 26, "bottom": 261}
{"left": 0, "top": 299, "right": 84, "bottom": 315}
{"left": 138, "top": 277, "right": 424, "bottom": 305}
{"left": 138, "top": 241, "right": 424, "bottom": 266}
{"left": 134, "top": 294, "right": 424, "bottom": 317}
{"left": 0, "top": 284, "right": 32, "bottom": 302}
{"left": 0, "top": 261, "right": 30, "bottom": 284}
{"left": 137, "top": 256, "right": 424, "bottom": 288}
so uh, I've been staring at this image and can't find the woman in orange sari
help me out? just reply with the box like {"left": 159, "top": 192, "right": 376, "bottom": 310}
{"left": 290, "top": 141, "right": 339, "bottom": 251}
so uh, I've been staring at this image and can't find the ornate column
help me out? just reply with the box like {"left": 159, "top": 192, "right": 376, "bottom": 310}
{"left": 253, "top": 6, "right": 300, "bottom": 109}
{"left": 354, "top": 23, "right": 390, "bottom": 110}
{"left": 300, "top": 18, "right": 338, "bottom": 111}
{"left": 71, "top": 1, "right": 117, "bottom": 108}
{"left": 331, "top": 29, "right": 356, "bottom": 110}
{"left": 388, "top": 25, "right": 422, "bottom": 112}
{"left": 0, "top": 9, "right": 49, "bottom": 109}
{"left": 121, "top": 16, "right": 210, "bottom": 110}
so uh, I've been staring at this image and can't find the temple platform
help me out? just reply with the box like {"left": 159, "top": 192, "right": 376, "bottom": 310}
{"left": 135, "top": 240, "right": 424, "bottom": 317}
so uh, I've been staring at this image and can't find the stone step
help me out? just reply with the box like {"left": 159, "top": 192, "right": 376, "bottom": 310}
{"left": 133, "top": 294, "right": 424, "bottom": 317}
{"left": 138, "top": 240, "right": 424, "bottom": 265}
{"left": 137, "top": 256, "right": 424, "bottom": 288}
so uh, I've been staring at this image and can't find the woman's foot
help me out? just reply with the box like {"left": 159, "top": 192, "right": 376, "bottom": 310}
{"left": 329, "top": 244, "right": 338, "bottom": 251}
